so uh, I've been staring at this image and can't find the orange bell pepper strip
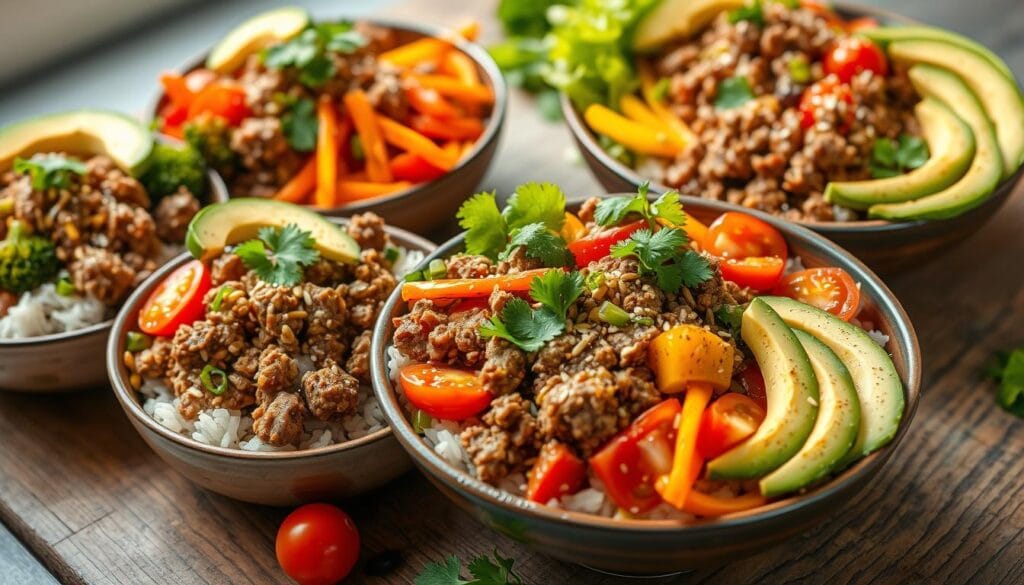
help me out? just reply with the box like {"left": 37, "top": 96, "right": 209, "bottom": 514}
{"left": 160, "top": 72, "right": 194, "bottom": 106}
{"left": 379, "top": 38, "right": 448, "bottom": 68}
{"left": 411, "top": 115, "right": 484, "bottom": 141}
{"left": 406, "top": 86, "right": 461, "bottom": 119}
{"left": 442, "top": 51, "right": 481, "bottom": 85}
{"left": 560, "top": 212, "right": 587, "bottom": 243}
{"left": 406, "top": 74, "right": 494, "bottom": 105}
{"left": 314, "top": 97, "right": 339, "bottom": 208}
{"left": 377, "top": 115, "right": 457, "bottom": 171}
{"left": 273, "top": 157, "right": 317, "bottom": 203}
{"left": 638, "top": 61, "right": 695, "bottom": 145}
{"left": 655, "top": 383, "right": 712, "bottom": 508}
{"left": 584, "top": 104, "right": 683, "bottom": 159}
{"left": 343, "top": 90, "right": 392, "bottom": 183}
{"left": 402, "top": 269, "right": 551, "bottom": 301}
{"left": 682, "top": 490, "right": 769, "bottom": 517}
{"left": 336, "top": 180, "right": 412, "bottom": 202}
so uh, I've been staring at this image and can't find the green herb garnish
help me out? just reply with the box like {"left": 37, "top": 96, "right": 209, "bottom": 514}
{"left": 416, "top": 550, "right": 523, "bottom": 585}
{"left": 384, "top": 246, "right": 400, "bottom": 263}
{"left": 404, "top": 270, "right": 426, "bottom": 282}
{"left": 457, "top": 182, "right": 568, "bottom": 261}
{"left": 987, "top": 348, "right": 1024, "bottom": 417}
{"left": 597, "top": 135, "right": 634, "bottom": 167}
{"left": 497, "top": 0, "right": 561, "bottom": 37}
{"left": 594, "top": 183, "right": 685, "bottom": 228}
{"left": 350, "top": 135, "right": 365, "bottom": 161}
{"left": 870, "top": 134, "right": 929, "bottom": 179}
{"left": 715, "top": 303, "right": 747, "bottom": 335}
{"left": 728, "top": 0, "right": 764, "bottom": 26}
{"left": 597, "top": 301, "right": 630, "bottom": 327}
{"left": 611, "top": 228, "right": 713, "bottom": 292}
{"left": 787, "top": 55, "right": 811, "bottom": 84}
{"left": 480, "top": 270, "right": 584, "bottom": 352}
{"left": 235, "top": 224, "right": 320, "bottom": 286}
{"left": 200, "top": 364, "right": 228, "bottom": 396}
{"left": 651, "top": 77, "right": 671, "bottom": 102}
{"left": 210, "top": 285, "right": 234, "bottom": 312}
{"left": 263, "top": 22, "right": 366, "bottom": 88}
{"left": 125, "top": 331, "right": 152, "bottom": 353}
{"left": 281, "top": 97, "right": 318, "bottom": 152}
{"left": 501, "top": 222, "right": 573, "bottom": 267}
{"left": 13, "top": 155, "right": 87, "bottom": 191}
{"left": 55, "top": 276, "right": 76, "bottom": 297}
{"left": 427, "top": 259, "right": 448, "bottom": 279}
{"left": 715, "top": 76, "right": 755, "bottom": 110}
{"left": 412, "top": 409, "right": 433, "bottom": 434}
{"left": 585, "top": 271, "right": 605, "bottom": 291}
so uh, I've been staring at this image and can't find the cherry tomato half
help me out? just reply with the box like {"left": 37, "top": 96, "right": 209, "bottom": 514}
{"left": 399, "top": 363, "right": 492, "bottom": 421}
{"left": 824, "top": 37, "right": 889, "bottom": 84}
{"left": 187, "top": 82, "right": 251, "bottom": 126}
{"left": 704, "top": 212, "right": 788, "bottom": 261}
{"left": 799, "top": 77, "right": 855, "bottom": 131}
{"left": 589, "top": 398, "right": 681, "bottom": 514}
{"left": 719, "top": 256, "right": 786, "bottom": 291}
{"left": 276, "top": 503, "right": 360, "bottom": 585}
{"left": 527, "top": 442, "right": 587, "bottom": 504}
{"left": 138, "top": 260, "right": 211, "bottom": 336}
{"left": 696, "top": 393, "right": 767, "bottom": 460}
{"left": 568, "top": 220, "right": 646, "bottom": 267}
{"left": 773, "top": 267, "right": 861, "bottom": 321}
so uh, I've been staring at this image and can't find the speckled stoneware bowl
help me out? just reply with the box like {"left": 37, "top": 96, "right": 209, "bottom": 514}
{"left": 561, "top": 4, "right": 1023, "bottom": 274}
{"left": 149, "top": 18, "right": 507, "bottom": 234}
{"left": 0, "top": 153, "right": 227, "bottom": 393}
{"left": 370, "top": 196, "right": 921, "bottom": 575}
{"left": 107, "top": 218, "right": 435, "bottom": 506}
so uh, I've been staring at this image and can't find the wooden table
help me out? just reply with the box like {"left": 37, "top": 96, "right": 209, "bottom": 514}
{"left": 3, "top": 0, "right": 1024, "bottom": 583}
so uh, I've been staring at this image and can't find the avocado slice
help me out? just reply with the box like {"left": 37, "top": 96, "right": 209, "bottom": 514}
{"left": 887, "top": 39, "right": 1024, "bottom": 177}
{"left": 861, "top": 26, "right": 1016, "bottom": 84}
{"left": 706, "top": 299, "right": 819, "bottom": 480}
{"left": 760, "top": 297, "right": 904, "bottom": 467}
{"left": 633, "top": 0, "right": 745, "bottom": 52}
{"left": 206, "top": 7, "right": 310, "bottom": 74}
{"left": 0, "top": 110, "right": 153, "bottom": 176}
{"left": 869, "top": 65, "right": 1002, "bottom": 220}
{"left": 825, "top": 99, "right": 974, "bottom": 209}
{"left": 186, "top": 198, "right": 360, "bottom": 264}
{"left": 759, "top": 330, "right": 861, "bottom": 497}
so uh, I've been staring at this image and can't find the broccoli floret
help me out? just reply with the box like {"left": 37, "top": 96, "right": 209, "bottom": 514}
{"left": 139, "top": 143, "right": 209, "bottom": 200}
{"left": 0, "top": 221, "right": 59, "bottom": 294}
{"left": 184, "top": 114, "right": 238, "bottom": 177}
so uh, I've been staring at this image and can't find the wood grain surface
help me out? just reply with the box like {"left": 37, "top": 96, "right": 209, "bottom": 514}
{"left": 2, "top": 0, "right": 1023, "bottom": 584}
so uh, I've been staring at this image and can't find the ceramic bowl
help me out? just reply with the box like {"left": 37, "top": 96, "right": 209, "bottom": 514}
{"left": 370, "top": 196, "right": 921, "bottom": 575}
{"left": 150, "top": 18, "right": 507, "bottom": 235}
{"left": 107, "top": 218, "right": 435, "bottom": 506}
{"left": 0, "top": 159, "right": 227, "bottom": 393}
{"left": 560, "top": 4, "right": 1023, "bottom": 274}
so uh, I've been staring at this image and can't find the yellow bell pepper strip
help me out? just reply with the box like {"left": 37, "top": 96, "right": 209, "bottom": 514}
{"left": 638, "top": 61, "right": 695, "bottom": 146}
{"left": 683, "top": 490, "right": 769, "bottom": 517}
{"left": 656, "top": 213, "right": 709, "bottom": 249}
{"left": 402, "top": 269, "right": 551, "bottom": 301}
{"left": 584, "top": 104, "right": 683, "bottom": 159}
{"left": 379, "top": 38, "right": 448, "bottom": 68}
{"left": 655, "top": 382, "right": 712, "bottom": 508}
{"left": 560, "top": 212, "right": 587, "bottom": 243}
{"left": 620, "top": 95, "right": 688, "bottom": 151}
{"left": 273, "top": 157, "right": 317, "bottom": 203}
{"left": 344, "top": 90, "right": 393, "bottom": 183}
{"left": 314, "top": 97, "right": 339, "bottom": 208}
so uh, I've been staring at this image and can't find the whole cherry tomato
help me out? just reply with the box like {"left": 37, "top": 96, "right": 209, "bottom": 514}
{"left": 824, "top": 37, "right": 889, "bottom": 83}
{"left": 276, "top": 503, "right": 360, "bottom": 585}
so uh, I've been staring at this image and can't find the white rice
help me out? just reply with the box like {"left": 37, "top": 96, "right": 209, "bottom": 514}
{"left": 391, "top": 248, "right": 425, "bottom": 280}
{"left": 0, "top": 283, "right": 106, "bottom": 338}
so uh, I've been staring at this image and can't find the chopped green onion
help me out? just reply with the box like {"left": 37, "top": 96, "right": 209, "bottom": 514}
{"left": 427, "top": 259, "right": 447, "bottom": 279}
{"left": 788, "top": 55, "right": 811, "bottom": 84}
{"left": 125, "top": 331, "right": 153, "bottom": 352}
{"left": 585, "top": 271, "right": 605, "bottom": 291}
{"left": 384, "top": 247, "right": 400, "bottom": 263}
{"left": 634, "top": 316, "right": 654, "bottom": 326}
{"left": 412, "top": 409, "right": 432, "bottom": 434}
{"left": 404, "top": 270, "right": 425, "bottom": 282}
{"left": 597, "top": 301, "right": 631, "bottom": 327}
{"left": 651, "top": 78, "right": 671, "bottom": 102}
{"left": 200, "top": 364, "right": 228, "bottom": 396}
{"left": 350, "top": 135, "right": 365, "bottom": 161}
{"left": 210, "top": 286, "right": 234, "bottom": 312}
{"left": 55, "top": 277, "right": 76, "bottom": 297}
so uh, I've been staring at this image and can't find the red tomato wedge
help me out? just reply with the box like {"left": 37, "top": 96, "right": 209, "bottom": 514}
{"left": 567, "top": 220, "right": 646, "bottom": 268}
{"left": 527, "top": 442, "right": 587, "bottom": 504}
{"left": 138, "top": 260, "right": 211, "bottom": 336}
{"left": 276, "top": 503, "right": 360, "bottom": 585}
{"left": 399, "top": 363, "right": 492, "bottom": 421}
{"left": 704, "top": 212, "right": 787, "bottom": 261}
{"left": 401, "top": 269, "right": 549, "bottom": 301}
{"left": 160, "top": 73, "right": 194, "bottom": 106}
{"left": 773, "top": 267, "right": 861, "bottom": 321}
{"left": 187, "top": 82, "right": 250, "bottom": 126}
{"left": 589, "top": 398, "right": 680, "bottom": 514}
{"left": 719, "top": 256, "right": 785, "bottom": 291}
{"left": 824, "top": 37, "right": 889, "bottom": 83}
{"left": 696, "top": 393, "right": 767, "bottom": 460}
{"left": 799, "top": 77, "right": 855, "bottom": 131}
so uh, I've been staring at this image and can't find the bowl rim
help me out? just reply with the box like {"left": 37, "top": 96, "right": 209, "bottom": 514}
{"left": 559, "top": 2, "right": 1022, "bottom": 235}
{"left": 107, "top": 217, "right": 436, "bottom": 461}
{"left": 370, "top": 194, "right": 922, "bottom": 534}
{"left": 0, "top": 136, "right": 229, "bottom": 348}
{"left": 147, "top": 16, "right": 508, "bottom": 216}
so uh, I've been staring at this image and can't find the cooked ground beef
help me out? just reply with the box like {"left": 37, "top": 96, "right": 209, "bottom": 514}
{"left": 68, "top": 246, "right": 139, "bottom": 306}
{"left": 347, "top": 211, "right": 388, "bottom": 251}
{"left": 252, "top": 391, "right": 306, "bottom": 446}
{"left": 154, "top": 188, "right": 200, "bottom": 242}
{"left": 302, "top": 362, "right": 360, "bottom": 421}
{"left": 460, "top": 394, "right": 540, "bottom": 483}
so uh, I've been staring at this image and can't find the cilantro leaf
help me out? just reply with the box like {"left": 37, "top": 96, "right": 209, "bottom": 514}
{"left": 282, "top": 97, "right": 318, "bottom": 152}
{"left": 502, "top": 182, "right": 567, "bottom": 232}
{"left": 896, "top": 135, "right": 929, "bottom": 170}
{"left": 611, "top": 228, "right": 711, "bottom": 292}
{"left": 674, "top": 249, "right": 714, "bottom": 287}
{"left": 263, "top": 22, "right": 366, "bottom": 89}
{"left": 416, "top": 555, "right": 469, "bottom": 585}
{"left": 870, "top": 135, "right": 930, "bottom": 179}
{"left": 650, "top": 190, "right": 685, "bottom": 226}
{"left": 728, "top": 0, "right": 764, "bottom": 26}
{"left": 991, "top": 348, "right": 1024, "bottom": 417}
{"left": 13, "top": 155, "right": 87, "bottom": 191}
{"left": 594, "top": 192, "right": 647, "bottom": 227}
{"left": 235, "top": 224, "right": 320, "bottom": 286}
{"left": 715, "top": 76, "right": 755, "bottom": 110}
{"left": 529, "top": 269, "right": 584, "bottom": 318}
{"left": 480, "top": 297, "right": 565, "bottom": 352}
{"left": 503, "top": 223, "right": 572, "bottom": 267}
{"left": 458, "top": 191, "right": 508, "bottom": 260}
{"left": 468, "top": 549, "right": 524, "bottom": 584}
{"left": 595, "top": 183, "right": 686, "bottom": 229}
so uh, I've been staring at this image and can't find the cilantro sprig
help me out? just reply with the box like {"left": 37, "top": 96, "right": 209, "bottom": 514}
{"left": 416, "top": 550, "right": 523, "bottom": 585}
{"left": 986, "top": 348, "right": 1024, "bottom": 417}
{"left": 501, "top": 222, "right": 573, "bottom": 267}
{"left": 715, "top": 76, "right": 755, "bottom": 110}
{"left": 594, "top": 183, "right": 685, "bottom": 228}
{"left": 457, "top": 182, "right": 569, "bottom": 265}
{"left": 611, "top": 228, "right": 713, "bottom": 292}
{"left": 870, "top": 135, "right": 929, "bottom": 179}
{"left": 13, "top": 155, "right": 87, "bottom": 191}
{"left": 480, "top": 270, "right": 584, "bottom": 352}
{"left": 280, "top": 96, "right": 318, "bottom": 152}
{"left": 234, "top": 224, "right": 320, "bottom": 286}
{"left": 263, "top": 21, "right": 367, "bottom": 88}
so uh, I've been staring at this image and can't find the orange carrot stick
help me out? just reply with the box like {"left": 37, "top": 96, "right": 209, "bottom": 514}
{"left": 336, "top": 180, "right": 413, "bottom": 202}
{"left": 411, "top": 114, "right": 484, "bottom": 141}
{"left": 405, "top": 74, "right": 494, "bottom": 105}
{"left": 274, "top": 157, "right": 317, "bottom": 203}
{"left": 379, "top": 38, "right": 447, "bottom": 68}
{"left": 376, "top": 115, "right": 457, "bottom": 171}
{"left": 343, "top": 90, "right": 392, "bottom": 183}
{"left": 441, "top": 51, "right": 480, "bottom": 85}
{"left": 406, "top": 86, "right": 461, "bottom": 119}
{"left": 314, "top": 97, "right": 339, "bottom": 208}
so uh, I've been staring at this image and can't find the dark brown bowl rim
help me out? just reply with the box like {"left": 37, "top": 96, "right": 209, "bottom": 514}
{"left": 370, "top": 195, "right": 922, "bottom": 534}
{"left": 147, "top": 16, "right": 508, "bottom": 215}
{"left": 0, "top": 134, "right": 229, "bottom": 348}
{"left": 107, "top": 218, "right": 436, "bottom": 461}
{"left": 560, "top": 3, "right": 1022, "bottom": 234}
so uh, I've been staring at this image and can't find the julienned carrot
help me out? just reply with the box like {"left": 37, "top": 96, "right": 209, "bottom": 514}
{"left": 379, "top": 38, "right": 447, "bottom": 68}
{"left": 314, "top": 97, "right": 339, "bottom": 208}
{"left": 442, "top": 141, "right": 462, "bottom": 160}
{"left": 274, "top": 157, "right": 317, "bottom": 203}
{"left": 638, "top": 61, "right": 695, "bottom": 145}
{"left": 442, "top": 50, "right": 480, "bottom": 85}
{"left": 411, "top": 115, "right": 484, "bottom": 141}
{"left": 402, "top": 269, "right": 551, "bottom": 301}
{"left": 406, "top": 86, "right": 461, "bottom": 119}
{"left": 406, "top": 74, "right": 494, "bottom": 105}
{"left": 584, "top": 104, "right": 683, "bottom": 158}
{"left": 343, "top": 90, "right": 392, "bottom": 183}
{"left": 376, "top": 115, "right": 458, "bottom": 170}
{"left": 336, "top": 180, "right": 413, "bottom": 201}
{"left": 390, "top": 153, "right": 446, "bottom": 183}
